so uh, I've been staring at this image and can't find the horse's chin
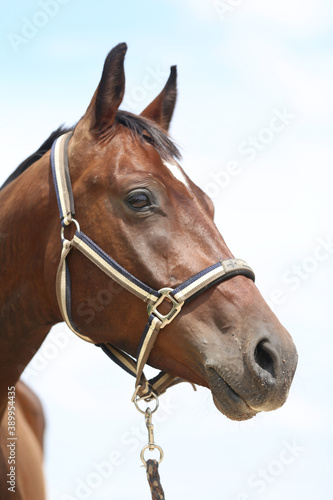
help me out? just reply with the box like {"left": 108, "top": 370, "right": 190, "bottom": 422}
{"left": 207, "top": 368, "right": 258, "bottom": 421}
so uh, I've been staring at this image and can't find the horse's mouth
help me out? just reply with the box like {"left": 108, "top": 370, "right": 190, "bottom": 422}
{"left": 207, "top": 367, "right": 258, "bottom": 421}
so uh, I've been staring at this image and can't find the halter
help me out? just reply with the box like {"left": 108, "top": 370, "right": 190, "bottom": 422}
{"left": 51, "top": 132, "right": 255, "bottom": 401}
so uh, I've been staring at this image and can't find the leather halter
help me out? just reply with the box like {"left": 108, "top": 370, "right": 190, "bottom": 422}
{"left": 51, "top": 132, "right": 255, "bottom": 400}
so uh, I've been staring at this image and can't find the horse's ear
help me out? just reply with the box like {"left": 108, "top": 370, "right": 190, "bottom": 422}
{"left": 89, "top": 43, "right": 127, "bottom": 133}
{"left": 140, "top": 66, "right": 177, "bottom": 131}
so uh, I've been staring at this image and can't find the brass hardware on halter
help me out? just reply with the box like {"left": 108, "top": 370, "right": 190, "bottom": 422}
{"left": 140, "top": 407, "right": 164, "bottom": 467}
{"left": 147, "top": 287, "right": 183, "bottom": 327}
{"left": 60, "top": 217, "right": 80, "bottom": 241}
{"left": 132, "top": 387, "right": 160, "bottom": 411}
{"left": 133, "top": 391, "right": 164, "bottom": 468}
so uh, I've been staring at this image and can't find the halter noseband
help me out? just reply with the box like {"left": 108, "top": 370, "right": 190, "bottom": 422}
{"left": 51, "top": 132, "right": 255, "bottom": 400}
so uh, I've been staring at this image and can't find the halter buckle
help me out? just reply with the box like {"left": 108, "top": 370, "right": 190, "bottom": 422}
{"left": 147, "top": 288, "right": 183, "bottom": 328}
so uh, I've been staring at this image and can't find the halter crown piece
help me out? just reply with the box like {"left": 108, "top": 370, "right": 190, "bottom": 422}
{"left": 51, "top": 132, "right": 255, "bottom": 401}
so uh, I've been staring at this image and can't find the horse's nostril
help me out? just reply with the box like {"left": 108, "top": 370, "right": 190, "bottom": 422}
{"left": 254, "top": 340, "right": 275, "bottom": 378}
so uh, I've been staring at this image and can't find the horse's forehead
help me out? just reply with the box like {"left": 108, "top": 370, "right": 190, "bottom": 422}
{"left": 162, "top": 160, "right": 190, "bottom": 189}
{"left": 83, "top": 129, "right": 196, "bottom": 197}
{"left": 99, "top": 131, "right": 183, "bottom": 177}
{"left": 116, "top": 131, "right": 190, "bottom": 188}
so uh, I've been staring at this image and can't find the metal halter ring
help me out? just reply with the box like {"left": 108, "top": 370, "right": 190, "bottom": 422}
{"left": 60, "top": 217, "right": 80, "bottom": 241}
{"left": 133, "top": 390, "right": 159, "bottom": 415}
{"left": 140, "top": 444, "right": 164, "bottom": 467}
{"left": 147, "top": 287, "right": 183, "bottom": 328}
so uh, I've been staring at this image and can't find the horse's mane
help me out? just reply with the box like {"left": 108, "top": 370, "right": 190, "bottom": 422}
{"left": 115, "top": 110, "right": 181, "bottom": 161}
{"left": 0, "top": 111, "right": 181, "bottom": 191}
{"left": 0, "top": 125, "right": 72, "bottom": 191}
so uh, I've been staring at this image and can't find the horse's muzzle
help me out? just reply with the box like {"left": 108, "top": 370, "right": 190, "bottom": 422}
{"left": 205, "top": 328, "right": 298, "bottom": 421}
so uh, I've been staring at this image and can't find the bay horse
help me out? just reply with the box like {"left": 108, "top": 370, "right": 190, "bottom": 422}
{"left": 0, "top": 43, "right": 297, "bottom": 499}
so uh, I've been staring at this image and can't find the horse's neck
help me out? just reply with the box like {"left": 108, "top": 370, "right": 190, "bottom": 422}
{"left": 0, "top": 153, "right": 60, "bottom": 416}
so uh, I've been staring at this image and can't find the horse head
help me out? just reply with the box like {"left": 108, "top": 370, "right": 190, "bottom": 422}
{"left": 46, "top": 43, "right": 297, "bottom": 421}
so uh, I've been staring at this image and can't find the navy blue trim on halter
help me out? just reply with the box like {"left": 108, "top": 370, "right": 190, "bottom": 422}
{"left": 50, "top": 140, "right": 63, "bottom": 220}
{"left": 184, "top": 268, "right": 256, "bottom": 304}
{"left": 171, "top": 262, "right": 222, "bottom": 297}
{"left": 136, "top": 314, "right": 156, "bottom": 359}
{"left": 75, "top": 231, "right": 160, "bottom": 301}
{"left": 97, "top": 344, "right": 137, "bottom": 378}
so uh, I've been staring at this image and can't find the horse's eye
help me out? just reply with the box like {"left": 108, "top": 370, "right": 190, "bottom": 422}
{"left": 127, "top": 190, "right": 152, "bottom": 211}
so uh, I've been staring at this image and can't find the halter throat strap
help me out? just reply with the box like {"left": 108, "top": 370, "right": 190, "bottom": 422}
{"left": 51, "top": 132, "right": 255, "bottom": 400}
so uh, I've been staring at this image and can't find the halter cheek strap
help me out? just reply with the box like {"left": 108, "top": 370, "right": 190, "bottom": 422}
{"left": 51, "top": 132, "right": 255, "bottom": 401}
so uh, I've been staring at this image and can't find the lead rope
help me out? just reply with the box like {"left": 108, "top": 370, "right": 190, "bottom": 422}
{"left": 146, "top": 460, "right": 165, "bottom": 500}
{"left": 133, "top": 392, "right": 166, "bottom": 499}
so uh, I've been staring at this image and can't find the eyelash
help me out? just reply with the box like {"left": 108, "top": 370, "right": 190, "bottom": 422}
{"left": 126, "top": 189, "right": 153, "bottom": 211}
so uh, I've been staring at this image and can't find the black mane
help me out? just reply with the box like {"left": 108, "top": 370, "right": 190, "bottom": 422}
{"left": 0, "top": 125, "right": 72, "bottom": 191}
{"left": 115, "top": 110, "right": 181, "bottom": 161}
{"left": 0, "top": 111, "right": 181, "bottom": 191}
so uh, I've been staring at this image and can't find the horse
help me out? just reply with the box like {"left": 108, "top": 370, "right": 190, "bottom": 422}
{"left": 0, "top": 43, "right": 298, "bottom": 499}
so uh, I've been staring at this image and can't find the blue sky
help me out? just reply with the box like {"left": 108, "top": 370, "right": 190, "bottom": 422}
{"left": 1, "top": 1, "right": 333, "bottom": 499}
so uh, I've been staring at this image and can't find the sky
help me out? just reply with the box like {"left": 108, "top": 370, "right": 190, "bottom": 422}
{"left": 1, "top": 1, "right": 333, "bottom": 499}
